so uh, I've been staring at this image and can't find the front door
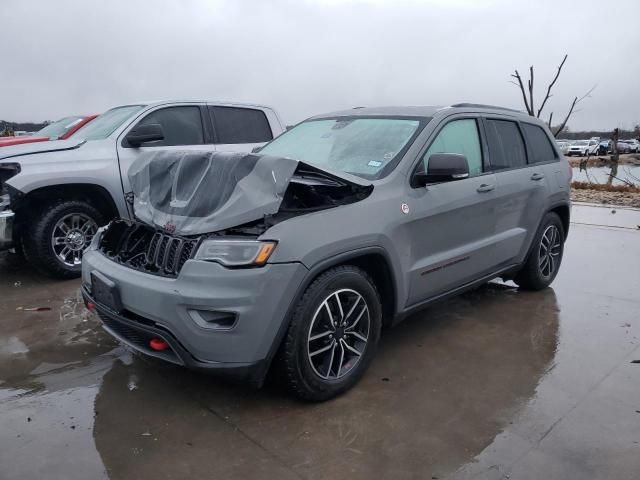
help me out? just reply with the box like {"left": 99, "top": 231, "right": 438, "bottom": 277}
{"left": 116, "top": 104, "right": 215, "bottom": 217}
{"left": 405, "top": 117, "right": 500, "bottom": 305}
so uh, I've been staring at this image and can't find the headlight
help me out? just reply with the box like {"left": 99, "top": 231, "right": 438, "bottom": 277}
{"left": 194, "top": 239, "right": 276, "bottom": 267}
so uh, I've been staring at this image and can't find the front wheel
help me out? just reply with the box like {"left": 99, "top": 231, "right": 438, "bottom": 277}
{"left": 277, "top": 265, "right": 382, "bottom": 401}
{"left": 22, "top": 199, "right": 105, "bottom": 279}
{"left": 514, "top": 212, "right": 565, "bottom": 290}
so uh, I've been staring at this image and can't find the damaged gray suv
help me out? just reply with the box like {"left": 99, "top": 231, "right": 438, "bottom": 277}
{"left": 82, "top": 104, "right": 571, "bottom": 401}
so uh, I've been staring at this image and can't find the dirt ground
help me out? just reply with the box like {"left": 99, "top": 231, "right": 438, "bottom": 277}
{"left": 566, "top": 153, "right": 640, "bottom": 167}
{"left": 571, "top": 188, "right": 640, "bottom": 208}
{"left": 1, "top": 204, "right": 639, "bottom": 480}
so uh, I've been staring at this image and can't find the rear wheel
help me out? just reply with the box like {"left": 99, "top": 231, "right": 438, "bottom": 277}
{"left": 514, "top": 212, "right": 565, "bottom": 290}
{"left": 22, "top": 199, "right": 105, "bottom": 279}
{"left": 277, "top": 265, "right": 382, "bottom": 401}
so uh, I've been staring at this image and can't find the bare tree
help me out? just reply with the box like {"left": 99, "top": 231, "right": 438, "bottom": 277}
{"left": 510, "top": 54, "right": 596, "bottom": 137}
{"left": 607, "top": 128, "right": 619, "bottom": 186}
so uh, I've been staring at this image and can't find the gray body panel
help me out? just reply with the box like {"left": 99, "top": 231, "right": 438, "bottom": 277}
{"left": 83, "top": 104, "right": 571, "bottom": 380}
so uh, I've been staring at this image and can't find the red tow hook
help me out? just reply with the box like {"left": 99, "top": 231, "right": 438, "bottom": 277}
{"left": 150, "top": 338, "right": 170, "bottom": 351}
{"left": 85, "top": 300, "right": 96, "bottom": 312}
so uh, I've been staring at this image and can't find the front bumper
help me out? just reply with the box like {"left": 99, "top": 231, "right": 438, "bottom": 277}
{"left": 0, "top": 210, "right": 15, "bottom": 250}
{"left": 82, "top": 249, "right": 308, "bottom": 381}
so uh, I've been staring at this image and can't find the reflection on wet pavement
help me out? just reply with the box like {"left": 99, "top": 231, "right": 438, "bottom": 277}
{"left": 1, "top": 209, "right": 639, "bottom": 479}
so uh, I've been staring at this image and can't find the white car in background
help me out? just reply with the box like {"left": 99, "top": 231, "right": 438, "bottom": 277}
{"left": 567, "top": 139, "right": 598, "bottom": 156}
{"left": 621, "top": 139, "right": 640, "bottom": 153}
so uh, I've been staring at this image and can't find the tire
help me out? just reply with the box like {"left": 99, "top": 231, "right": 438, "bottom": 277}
{"left": 514, "top": 212, "right": 565, "bottom": 291}
{"left": 22, "top": 199, "right": 106, "bottom": 279}
{"left": 276, "top": 265, "right": 382, "bottom": 401}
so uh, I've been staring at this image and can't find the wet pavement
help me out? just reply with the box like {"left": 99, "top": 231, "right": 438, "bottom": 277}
{"left": 1, "top": 204, "right": 639, "bottom": 480}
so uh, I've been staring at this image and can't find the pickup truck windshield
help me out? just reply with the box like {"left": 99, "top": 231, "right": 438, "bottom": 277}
{"left": 73, "top": 105, "right": 144, "bottom": 141}
{"left": 259, "top": 117, "right": 424, "bottom": 179}
{"left": 36, "top": 116, "right": 84, "bottom": 139}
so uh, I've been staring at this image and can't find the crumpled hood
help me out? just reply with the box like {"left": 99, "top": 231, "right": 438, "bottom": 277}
{"left": 0, "top": 138, "right": 85, "bottom": 161}
{"left": 128, "top": 150, "right": 372, "bottom": 235}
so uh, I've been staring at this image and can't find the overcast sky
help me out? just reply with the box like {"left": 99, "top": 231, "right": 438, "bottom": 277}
{"left": 2, "top": 0, "right": 639, "bottom": 130}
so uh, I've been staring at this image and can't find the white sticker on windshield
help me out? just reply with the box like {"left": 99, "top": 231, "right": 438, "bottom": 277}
{"left": 368, "top": 160, "right": 382, "bottom": 167}
{"left": 383, "top": 152, "right": 394, "bottom": 160}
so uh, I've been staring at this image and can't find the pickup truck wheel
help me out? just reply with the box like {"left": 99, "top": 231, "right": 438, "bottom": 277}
{"left": 277, "top": 265, "right": 382, "bottom": 401}
{"left": 23, "top": 200, "right": 105, "bottom": 279}
{"left": 514, "top": 212, "right": 565, "bottom": 291}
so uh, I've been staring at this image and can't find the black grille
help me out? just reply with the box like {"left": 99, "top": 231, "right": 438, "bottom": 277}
{"left": 99, "top": 220, "right": 200, "bottom": 278}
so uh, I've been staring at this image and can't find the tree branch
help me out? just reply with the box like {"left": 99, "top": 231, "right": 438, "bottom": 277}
{"left": 528, "top": 65, "right": 534, "bottom": 115}
{"left": 511, "top": 70, "right": 533, "bottom": 115}
{"left": 537, "top": 54, "right": 567, "bottom": 118}
{"left": 553, "top": 97, "right": 577, "bottom": 137}
{"left": 552, "top": 84, "right": 597, "bottom": 137}
{"left": 547, "top": 111, "right": 553, "bottom": 128}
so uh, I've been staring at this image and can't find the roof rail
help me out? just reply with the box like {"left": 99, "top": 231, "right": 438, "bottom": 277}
{"left": 450, "top": 103, "right": 523, "bottom": 113}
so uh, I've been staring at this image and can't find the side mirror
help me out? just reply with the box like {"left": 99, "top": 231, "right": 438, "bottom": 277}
{"left": 125, "top": 123, "right": 165, "bottom": 147}
{"left": 413, "top": 153, "right": 470, "bottom": 186}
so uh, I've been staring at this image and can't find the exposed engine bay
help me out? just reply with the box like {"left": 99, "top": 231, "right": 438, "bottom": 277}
{"left": 99, "top": 151, "right": 372, "bottom": 277}
{"left": 128, "top": 150, "right": 372, "bottom": 236}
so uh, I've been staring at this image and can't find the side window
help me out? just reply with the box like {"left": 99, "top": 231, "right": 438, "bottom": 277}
{"left": 422, "top": 119, "right": 483, "bottom": 176}
{"left": 135, "top": 106, "right": 204, "bottom": 147}
{"left": 484, "top": 119, "right": 527, "bottom": 170}
{"left": 209, "top": 106, "right": 273, "bottom": 144}
{"left": 522, "top": 123, "right": 558, "bottom": 164}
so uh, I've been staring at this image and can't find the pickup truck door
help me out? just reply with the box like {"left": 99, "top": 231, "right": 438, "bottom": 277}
{"left": 116, "top": 104, "right": 215, "bottom": 217}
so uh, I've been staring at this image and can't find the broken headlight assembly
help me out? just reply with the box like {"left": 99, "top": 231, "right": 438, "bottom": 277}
{"left": 194, "top": 239, "right": 276, "bottom": 267}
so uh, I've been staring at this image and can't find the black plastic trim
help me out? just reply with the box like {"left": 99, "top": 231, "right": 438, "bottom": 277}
{"left": 397, "top": 263, "right": 521, "bottom": 321}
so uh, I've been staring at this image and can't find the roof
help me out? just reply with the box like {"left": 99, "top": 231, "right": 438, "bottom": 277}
{"left": 311, "top": 105, "right": 445, "bottom": 119}
{"left": 118, "top": 99, "right": 276, "bottom": 111}
{"left": 311, "top": 103, "right": 529, "bottom": 120}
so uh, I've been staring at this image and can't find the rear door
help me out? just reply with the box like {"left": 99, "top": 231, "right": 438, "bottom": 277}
{"left": 405, "top": 116, "right": 500, "bottom": 305}
{"left": 208, "top": 106, "right": 274, "bottom": 153}
{"left": 483, "top": 117, "right": 550, "bottom": 267}
{"left": 116, "top": 104, "right": 213, "bottom": 215}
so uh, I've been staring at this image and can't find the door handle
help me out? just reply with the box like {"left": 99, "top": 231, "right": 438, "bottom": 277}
{"left": 476, "top": 183, "right": 495, "bottom": 193}
{"left": 530, "top": 173, "right": 545, "bottom": 181}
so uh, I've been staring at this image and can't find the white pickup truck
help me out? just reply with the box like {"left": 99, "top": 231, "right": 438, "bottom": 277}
{"left": 0, "top": 100, "right": 285, "bottom": 278}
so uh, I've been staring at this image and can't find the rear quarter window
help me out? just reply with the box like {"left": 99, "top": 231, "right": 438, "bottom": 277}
{"left": 209, "top": 106, "right": 273, "bottom": 144}
{"left": 522, "top": 123, "right": 558, "bottom": 164}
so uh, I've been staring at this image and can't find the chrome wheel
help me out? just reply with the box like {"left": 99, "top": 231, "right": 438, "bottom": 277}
{"left": 51, "top": 213, "right": 98, "bottom": 267}
{"left": 307, "top": 288, "right": 370, "bottom": 380}
{"left": 538, "top": 225, "right": 561, "bottom": 278}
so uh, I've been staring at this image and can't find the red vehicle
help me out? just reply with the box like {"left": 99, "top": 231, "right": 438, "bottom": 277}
{"left": 0, "top": 114, "right": 98, "bottom": 147}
